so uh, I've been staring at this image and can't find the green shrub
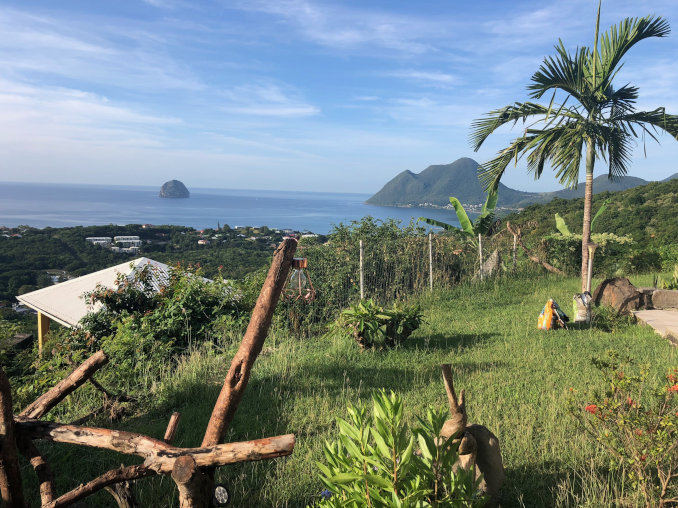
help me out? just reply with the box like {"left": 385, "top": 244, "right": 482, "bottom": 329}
{"left": 540, "top": 233, "right": 633, "bottom": 276}
{"left": 336, "top": 300, "right": 423, "bottom": 349}
{"left": 571, "top": 351, "right": 678, "bottom": 507}
{"left": 656, "top": 265, "right": 678, "bottom": 290}
{"left": 314, "top": 390, "right": 483, "bottom": 507}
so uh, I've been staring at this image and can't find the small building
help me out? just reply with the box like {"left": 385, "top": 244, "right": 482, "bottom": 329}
{"left": 113, "top": 236, "right": 142, "bottom": 247}
{"left": 86, "top": 237, "right": 112, "bottom": 246}
{"left": 16, "top": 258, "right": 172, "bottom": 352}
{"left": 198, "top": 239, "right": 210, "bottom": 245}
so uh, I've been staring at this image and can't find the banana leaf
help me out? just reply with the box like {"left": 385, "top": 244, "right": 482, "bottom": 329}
{"left": 555, "top": 213, "right": 572, "bottom": 236}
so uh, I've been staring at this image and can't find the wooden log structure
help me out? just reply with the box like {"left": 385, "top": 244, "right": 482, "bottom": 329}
{"left": 3, "top": 238, "right": 299, "bottom": 507}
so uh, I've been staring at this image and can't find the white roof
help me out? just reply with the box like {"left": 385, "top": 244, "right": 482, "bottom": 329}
{"left": 16, "top": 258, "right": 172, "bottom": 328}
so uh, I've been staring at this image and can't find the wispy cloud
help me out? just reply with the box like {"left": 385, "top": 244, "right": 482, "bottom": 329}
{"left": 220, "top": 83, "right": 320, "bottom": 117}
{"left": 389, "top": 70, "right": 458, "bottom": 87}
{"left": 234, "top": 0, "right": 445, "bottom": 55}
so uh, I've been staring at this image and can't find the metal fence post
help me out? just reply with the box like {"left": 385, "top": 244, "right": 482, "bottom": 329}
{"left": 359, "top": 239, "right": 364, "bottom": 300}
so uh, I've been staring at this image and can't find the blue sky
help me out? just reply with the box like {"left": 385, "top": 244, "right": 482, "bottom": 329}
{"left": 1, "top": 0, "right": 677, "bottom": 193}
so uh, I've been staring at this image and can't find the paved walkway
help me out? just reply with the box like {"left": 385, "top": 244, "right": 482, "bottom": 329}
{"left": 634, "top": 309, "right": 678, "bottom": 347}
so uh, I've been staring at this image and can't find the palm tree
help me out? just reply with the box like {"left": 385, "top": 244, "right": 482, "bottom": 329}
{"left": 470, "top": 2, "right": 678, "bottom": 291}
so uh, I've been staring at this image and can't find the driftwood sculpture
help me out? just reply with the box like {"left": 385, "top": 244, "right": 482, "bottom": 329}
{"left": 440, "top": 364, "right": 504, "bottom": 507}
{"left": 0, "top": 238, "right": 298, "bottom": 508}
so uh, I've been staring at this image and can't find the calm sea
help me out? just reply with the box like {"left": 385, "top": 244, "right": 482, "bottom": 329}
{"left": 0, "top": 182, "right": 460, "bottom": 235}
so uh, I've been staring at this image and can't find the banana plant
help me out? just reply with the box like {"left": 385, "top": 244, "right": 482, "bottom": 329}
{"left": 555, "top": 198, "right": 610, "bottom": 236}
{"left": 420, "top": 187, "right": 498, "bottom": 280}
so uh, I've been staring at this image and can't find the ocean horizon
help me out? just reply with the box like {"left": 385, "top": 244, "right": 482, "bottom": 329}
{"left": 0, "top": 181, "right": 461, "bottom": 235}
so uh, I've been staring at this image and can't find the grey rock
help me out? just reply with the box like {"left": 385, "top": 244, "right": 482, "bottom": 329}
{"left": 159, "top": 180, "right": 190, "bottom": 198}
{"left": 651, "top": 289, "right": 678, "bottom": 310}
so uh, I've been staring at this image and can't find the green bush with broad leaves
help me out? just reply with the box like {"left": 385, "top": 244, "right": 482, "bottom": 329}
{"left": 571, "top": 351, "right": 678, "bottom": 508}
{"left": 313, "top": 390, "right": 484, "bottom": 507}
{"left": 336, "top": 299, "right": 423, "bottom": 349}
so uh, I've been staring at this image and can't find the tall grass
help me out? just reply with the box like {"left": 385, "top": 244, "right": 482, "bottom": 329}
{"left": 21, "top": 273, "right": 676, "bottom": 507}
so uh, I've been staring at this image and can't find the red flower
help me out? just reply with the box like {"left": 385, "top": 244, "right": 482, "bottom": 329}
{"left": 627, "top": 397, "right": 634, "bottom": 406}
{"left": 669, "top": 384, "right": 678, "bottom": 393}
{"left": 640, "top": 454, "right": 647, "bottom": 462}
{"left": 635, "top": 429, "right": 643, "bottom": 436}
{"left": 585, "top": 404, "right": 598, "bottom": 414}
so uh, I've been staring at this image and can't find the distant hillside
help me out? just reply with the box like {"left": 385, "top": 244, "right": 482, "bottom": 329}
{"left": 504, "top": 178, "right": 678, "bottom": 245}
{"left": 663, "top": 172, "right": 678, "bottom": 182}
{"left": 366, "top": 158, "right": 538, "bottom": 208}
{"left": 368, "top": 157, "right": 670, "bottom": 209}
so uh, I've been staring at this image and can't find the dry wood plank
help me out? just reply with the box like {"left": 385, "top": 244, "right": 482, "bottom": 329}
{"left": 20, "top": 350, "right": 108, "bottom": 419}
{"left": 202, "top": 237, "right": 297, "bottom": 447}
{"left": 0, "top": 367, "right": 26, "bottom": 508}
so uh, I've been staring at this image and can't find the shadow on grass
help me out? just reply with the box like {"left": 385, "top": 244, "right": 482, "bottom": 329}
{"left": 502, "top": 461, "right": 620, "bottom": 508}
{"left": 401, "top": 332, "right": 499, "bottom": 351}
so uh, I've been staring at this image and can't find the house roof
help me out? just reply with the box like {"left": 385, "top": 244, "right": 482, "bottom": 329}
{"left": 16, "top": 257, "right": 172, "bottom": 328}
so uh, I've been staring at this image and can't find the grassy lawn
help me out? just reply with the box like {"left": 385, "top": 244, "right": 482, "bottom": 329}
{"left": 27, "top": 273, "right": 676, "bottom": 507}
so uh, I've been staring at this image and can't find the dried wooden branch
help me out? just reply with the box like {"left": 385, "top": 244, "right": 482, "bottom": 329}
{"left": 164, "top": 412, "right": 181, "bottom": 444}
{"left": 88, "top": 377, "right": 135, "bottom": 403}
{"left": 15, "top": 419, "right": 295, "bottom": 473}
{"left": 104, "top": 479, "right": 138, "bottom": 508}
{"left": 17, "top": 436, "right": 55, "bottom": 506}
{"left": 506, "top": 222, "right": 565, "bottom": 276}
{"left": 45, "top": 465, "right": 155, "bottom": 508}
{"left": 20, "top": 350, "right": 108, "bottom": 419}
{"left": 202, "top": 237, "right": 297, "bottom": 447}
{"left": 171, "top": 456, "right": 211, "bottom": 508}
{"left": 0, "top": 367, "right": 26, "bottom": 508}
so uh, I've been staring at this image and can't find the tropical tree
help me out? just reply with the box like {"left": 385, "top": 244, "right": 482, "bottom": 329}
{"left": 421, "top": 187, "right": 498, "bottom": 280}
{"left": 470, "top": 2, "right": 678, "bottom": 291}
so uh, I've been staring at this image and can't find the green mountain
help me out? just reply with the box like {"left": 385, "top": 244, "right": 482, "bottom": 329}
{"left": 367, "top": 157, "right": 668, "bottom": 209}
{"left": 366, "top": 157, "right": 538, "bottom": 208}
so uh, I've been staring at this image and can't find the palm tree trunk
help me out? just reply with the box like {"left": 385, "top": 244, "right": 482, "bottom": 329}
{"left": 580, "top": 141, "right": 595, "bottom": 292}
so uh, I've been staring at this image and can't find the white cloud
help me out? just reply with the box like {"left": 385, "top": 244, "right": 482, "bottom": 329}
{"left": 220, "top": 83, "right": 320, "bottom": 117}
{"left": 234, "top": 0, "right": 445, "bottom": 55}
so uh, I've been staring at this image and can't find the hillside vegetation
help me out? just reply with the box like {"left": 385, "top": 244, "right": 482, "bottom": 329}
{"left": 504, "top": 177, "right": 678, "bottom": 246}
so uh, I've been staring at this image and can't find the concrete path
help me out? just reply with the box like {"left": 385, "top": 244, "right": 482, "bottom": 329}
{"left": 634, "top": 310, "right": 678, "bottom": 347}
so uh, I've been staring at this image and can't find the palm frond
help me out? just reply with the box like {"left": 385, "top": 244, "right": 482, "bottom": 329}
{"left": 528, "top": 42, "right": 591, "bottom": 108}
{"left": 477, "top": 134, "right": 538, "bottom": 191}
{"left": 469, "top": 102, "right": 551, "bottom": 151}
{"left": 597, "top": 15, "right": 670, "bottom": 92}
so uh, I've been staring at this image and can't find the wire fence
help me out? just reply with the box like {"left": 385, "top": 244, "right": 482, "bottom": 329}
{"left": 278, "top": 229, "right": 521, "bottom": 336}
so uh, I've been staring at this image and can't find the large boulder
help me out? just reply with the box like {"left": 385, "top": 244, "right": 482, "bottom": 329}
{"left": 592, "top": 277, "right": 641, "bottom": 315}
{"left": 159, "top": 180, "right": 190, "bottom": 198}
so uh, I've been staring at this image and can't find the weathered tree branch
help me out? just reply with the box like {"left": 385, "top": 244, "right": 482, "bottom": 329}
{"left": 171, "top": 456, "right": 211, "bottom": 508}
{"left": 45, "top": 465, "right": 155, "bottom": 508}
{"left": 202, "top": 237, "right": 297, "bottom": 447}
{"left": 164, "top": 412, "right": 181, "bottom": 444}
{"left": 20, "top": 350, "right": 108, "bottom": 419}
{"left": 0, "top": 367, "right": 26, "bottom": 508}
{"left": 17, "top": 436, "right": 55, "bottom": 506}
{"left": 15, "top": 418, "right": 295, "bottom": 473}
{"left": 506, "top": 222, "right": 566, "bottom": 276}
